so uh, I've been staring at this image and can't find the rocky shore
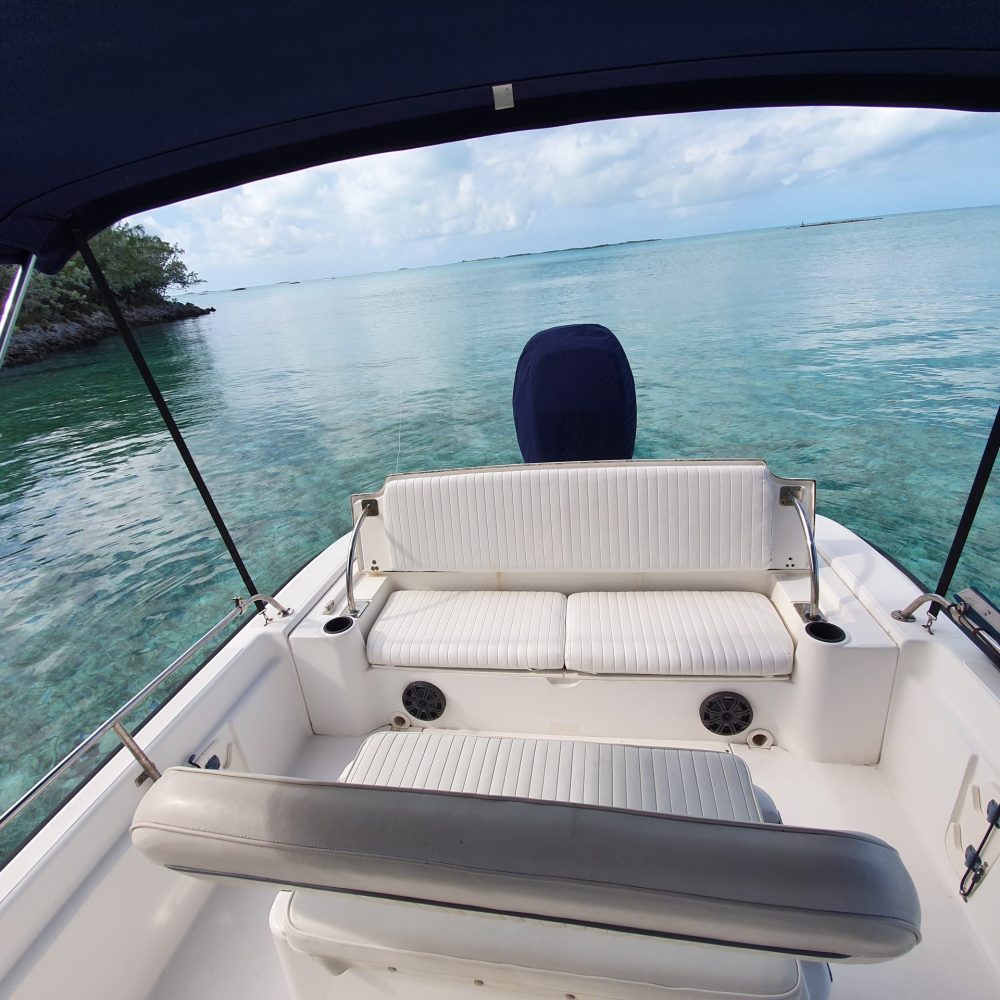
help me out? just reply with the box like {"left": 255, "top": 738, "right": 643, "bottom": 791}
{"left": 5, "top": 300, "right": 215, "bottom": 367}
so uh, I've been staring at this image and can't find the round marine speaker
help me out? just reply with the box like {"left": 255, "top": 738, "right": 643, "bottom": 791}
{"left": 700, "top": 691, "right": 753, "bottom": 736}
{"left": 401, "top": 681, "right": 446, "bottom": 722}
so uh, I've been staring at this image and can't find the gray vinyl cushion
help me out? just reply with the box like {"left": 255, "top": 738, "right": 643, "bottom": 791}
{"left": 132, "top": 767, "right": 920, "bottom": 963}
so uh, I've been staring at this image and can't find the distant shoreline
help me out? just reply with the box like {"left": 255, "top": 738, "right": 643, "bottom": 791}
{"left": 460, "top": 238, "right": 659, "bottom": 264}
{"left": 792, "top": 216, "right": 883, "bottom": 229}
{"left": 195, "top": 204, "right": 998, "bottom": 294}
{"left": 6, "top": 300, "right": 214, "bottom": 368}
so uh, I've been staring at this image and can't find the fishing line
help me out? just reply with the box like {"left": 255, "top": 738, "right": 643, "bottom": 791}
{"left": 394, "top": 385, "right": 404, "bottom": 474}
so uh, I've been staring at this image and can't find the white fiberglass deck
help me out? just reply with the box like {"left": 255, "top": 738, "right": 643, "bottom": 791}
{"left": 147, "top": 732, "right": 999, "bottom": 1000}
{"left": 7, "top": 506, "right": 1000, "bottom": 1000}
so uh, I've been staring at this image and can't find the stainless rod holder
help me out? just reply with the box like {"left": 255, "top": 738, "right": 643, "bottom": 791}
{"left": 0, "top": 256, "right": 36, "bottom": 371}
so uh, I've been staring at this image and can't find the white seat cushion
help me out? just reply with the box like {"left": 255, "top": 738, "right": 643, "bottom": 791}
{"left": 339, "top": 730, "right": 763, "bottom": 822}
{"left": 566, "top": 591, "right": 794, "bottom": 676}
{"left": 366, "top": 590, "right": 566, "bottom": 670}
{"left": 381, "top": 462, "right": 780, "bottom": 572}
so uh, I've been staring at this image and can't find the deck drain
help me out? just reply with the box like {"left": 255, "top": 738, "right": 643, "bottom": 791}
{"left": 700, "top": 692, "right": 753, "bottom": 736}
{"left": 402, "top": 681, "right": 446, "bottom": 722}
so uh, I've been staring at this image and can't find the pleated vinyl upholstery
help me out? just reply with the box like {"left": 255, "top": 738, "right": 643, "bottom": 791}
{"left": 340, "top": 730, "right": 763, "bottom": 822}
{"left": 381, "top": 464, "right": 773, "bottom": 571}
{"left": 566, "top": 591, "right": 793, "bottom": 676}
{"left": 366, "top": 590, "right": 567, "bottom": 670}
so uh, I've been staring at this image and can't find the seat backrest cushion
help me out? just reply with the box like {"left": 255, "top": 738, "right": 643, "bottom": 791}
{"left": 379, "top": 462, "right": 777, "bottom": 572}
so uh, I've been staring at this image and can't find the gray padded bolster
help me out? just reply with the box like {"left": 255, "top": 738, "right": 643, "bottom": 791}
{"left": 132, "top": 767, "right": 920, "bottom": 963}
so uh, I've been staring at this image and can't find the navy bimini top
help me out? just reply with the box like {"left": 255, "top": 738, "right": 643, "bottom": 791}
{"left": 512, "top": 324, "right": 636, "bottom": 463}
{"left": 5, "top": 3, "right": 1000, "bottom": 273}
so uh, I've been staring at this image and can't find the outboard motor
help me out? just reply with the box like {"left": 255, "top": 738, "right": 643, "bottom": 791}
{"left": 513, "top": 323, "right": 636, "bottom": 463}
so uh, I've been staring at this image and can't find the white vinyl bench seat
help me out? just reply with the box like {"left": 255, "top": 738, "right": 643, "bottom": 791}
{"left": 366, "top": 590, "right": 567, "bottom": 671}
{"left": 356, "top": 462, "right": 812, "bottom": 679}
{"left": 366, "top": 588, "right": 793, "bottom": 677}
{"left": 566, "top": 591, "right": 794, "bottom": 676}
{"left": 338, "top": 729, "right": 764, "bottom": 822}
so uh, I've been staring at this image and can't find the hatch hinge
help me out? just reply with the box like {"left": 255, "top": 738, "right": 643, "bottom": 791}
{"left": 960, "top": 799, "right": 1000, "bottom": 900}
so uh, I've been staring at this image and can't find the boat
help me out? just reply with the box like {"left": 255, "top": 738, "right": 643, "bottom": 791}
{"left": 2, "top": 4, "right": 1000, "bottom": 998}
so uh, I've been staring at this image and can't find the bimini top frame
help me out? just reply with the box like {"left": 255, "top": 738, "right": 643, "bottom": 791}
{"left": 0, "top": 257, "right": 35, "bottom": 368}
{"left": 4, "top": 1, "right": 1000, "bottom": 274}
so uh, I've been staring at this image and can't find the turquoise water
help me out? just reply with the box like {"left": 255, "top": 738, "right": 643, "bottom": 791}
{"left": 2, "top": 205, "right": 1000, "bottom": 861}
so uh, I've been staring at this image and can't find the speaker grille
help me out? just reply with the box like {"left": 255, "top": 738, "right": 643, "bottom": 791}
{"left": 402, "top": 681, "right": 446, "bottom": 722}
{"left": 700, "top": 692, "right": 753, "bottom": 736}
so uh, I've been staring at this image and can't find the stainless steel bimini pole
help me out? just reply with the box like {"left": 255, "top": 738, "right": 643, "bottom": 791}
{"left": 930, "top": 400, "right": 1000, "bottom": 618}
{"left": 73, "top": 231, "right": 262, "bottom": 606}
{"left": 0, "top": 255, "right": 36, "bottom": 370}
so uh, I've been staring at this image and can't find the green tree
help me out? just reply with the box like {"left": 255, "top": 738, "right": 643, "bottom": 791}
{"left": 1, "top": 223, "right": 203, "bottom": 327}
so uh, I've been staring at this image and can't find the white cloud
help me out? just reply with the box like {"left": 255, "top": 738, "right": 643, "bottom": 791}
{"left": 139, "top": 106, "right": 997, "bottom": 287}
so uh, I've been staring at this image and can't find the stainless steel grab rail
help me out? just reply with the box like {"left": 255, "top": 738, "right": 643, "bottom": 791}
{"left": 0, "top": 256, "right": 36, "bottom": 371}
{"left": 892, "top": 592, "right": 953, "bottom": 624}
{"left": 890, "top": 591, "right": 1000, "bottom": 654}
{"left": 0, "top": 594, "right": 288, "bottom": 834}
{"left": 790, "top": 495, "right": 821, "bottom": 621}
{"left": 345, "top": 499, "right": 377, "bottom": 617}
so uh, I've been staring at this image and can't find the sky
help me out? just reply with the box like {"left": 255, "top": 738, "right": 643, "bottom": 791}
{"left": 137, "top": 107, "right": 1000, "bottom": 291}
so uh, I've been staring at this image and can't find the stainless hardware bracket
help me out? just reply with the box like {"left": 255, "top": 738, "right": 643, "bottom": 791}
{"left": 237, "top": 592, "right": 293, "bottom": 623}
{"left": 793, "top": 601, "right": 825, "bottom": 624}
{"left": 779, "top": 486, "right": 804, "bottom": 506}
{"left": 893, "top": 590, "right": 1000, "bottom": 655}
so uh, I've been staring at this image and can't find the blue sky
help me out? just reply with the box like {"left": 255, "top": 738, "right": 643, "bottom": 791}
{"left": 138, "top": 107, "right": 1000, "bottom": 291}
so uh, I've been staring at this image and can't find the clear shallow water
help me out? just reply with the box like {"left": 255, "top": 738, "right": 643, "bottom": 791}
{"left": 2, "top": 205, "right": 1000, "bottom": 859}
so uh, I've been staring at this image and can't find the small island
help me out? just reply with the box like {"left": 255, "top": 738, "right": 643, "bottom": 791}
{"left": 0, "top": 223, "right": 212, "bottom": 367}
{"left": 794, "top": 216, "right": 883, "bottom": 229}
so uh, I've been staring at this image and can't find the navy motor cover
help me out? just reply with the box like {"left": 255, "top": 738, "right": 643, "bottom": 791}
{"left": 513, "top": 324, "right": 636, "bottom": 463}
